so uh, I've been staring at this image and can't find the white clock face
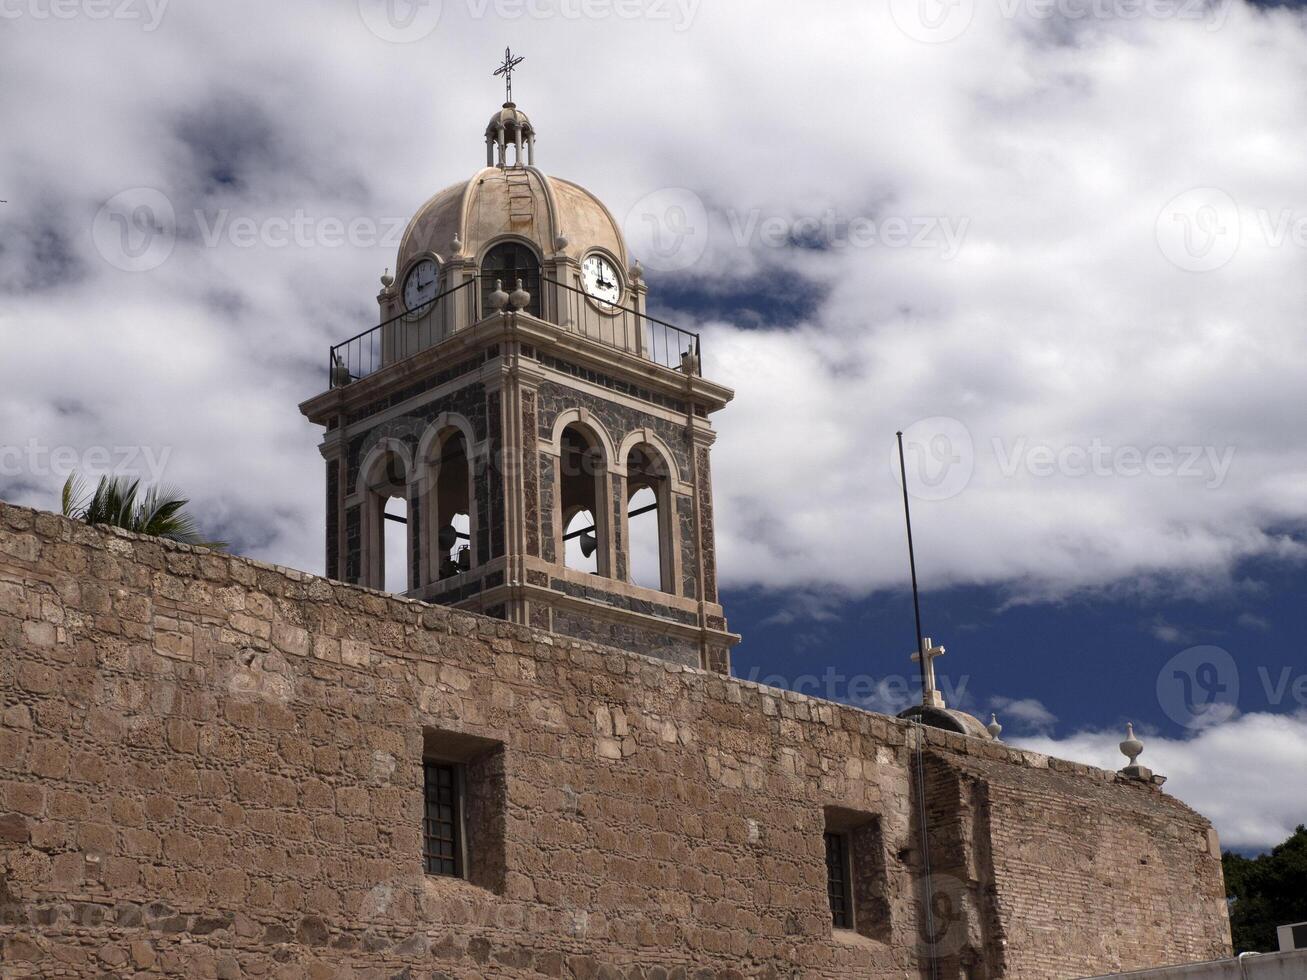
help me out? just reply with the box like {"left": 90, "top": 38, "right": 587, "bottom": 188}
{"left": 402, "top": 259, "right": 440, "bottom": 317}
{"left": 582, "top": 254, "right": 622, "bottom": 306}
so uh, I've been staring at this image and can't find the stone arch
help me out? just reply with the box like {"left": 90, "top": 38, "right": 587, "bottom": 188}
{"left": 615, "top": 428, "right": 688, "bottom": 494}
{"left": 416, "top": 414, "right": 482, "bottom": 585}
{"left": 552, "top": 412, "right": 614, "bottom": 578}
{"left": 621, "top": 440, "right": 679, "bottom": 595}
{"left": 356, "top": 438, "right": 417, "bottom": 593}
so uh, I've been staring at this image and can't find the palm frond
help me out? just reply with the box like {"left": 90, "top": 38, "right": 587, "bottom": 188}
{"left": 59, "top": 472, "right": 226, "bottom": 551}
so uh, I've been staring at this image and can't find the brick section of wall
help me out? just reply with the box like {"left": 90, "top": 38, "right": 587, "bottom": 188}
{"left": 0, "top": 501, "right": 1229, "bottom": 979}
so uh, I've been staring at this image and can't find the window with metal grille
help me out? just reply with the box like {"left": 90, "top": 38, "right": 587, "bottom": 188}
{"left": 825, "top": 831, "right": 853, "bottom": 929}
{"left": 423, "top": 760, "right": 463, "bottom": 878}
{"left": 481, "top": 242, "right": 541, "bottom": 318}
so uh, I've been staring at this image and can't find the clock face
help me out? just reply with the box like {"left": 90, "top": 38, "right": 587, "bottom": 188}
{"left": 581, "top": 254, "right": 622, "bottom": 306}
{"left": 402, "top": 259, "right": 440, "bottom": 317}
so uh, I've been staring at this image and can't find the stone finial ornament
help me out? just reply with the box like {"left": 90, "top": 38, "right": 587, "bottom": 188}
{"left": 451, "top": 233, "right": 463, "bottom": 257}
{"left": 987, "top": 714, "right": 1003, "bottom": 741}
{"left": 508, "top": 279, "right": 531, "bottom": 312}
{"left": 554, "top": 232, "right": 569, "bottom": 252}
{"left": 631, "top": 259, "right": 644, "bottom": 284}
{"left": 1120, "top": 723, "right": 1143, "bottom": 768}
{"left": 380, "top": 268, "right": 394, "bottom": 289}
{"left": 1117, "top": 723, "right": 1163, "bottom": 784}
{"left": 488, "top": 279, "right": 509, "bottom": 312}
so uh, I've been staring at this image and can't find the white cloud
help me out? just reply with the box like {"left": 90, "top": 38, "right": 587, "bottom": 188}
{"left": 0, "top": 0, "right": 1305, "bottom": 602}
{"left": 988, "top": 695, "right": 1058, "bottom": 735}
{"left": 1016, "top": 710, "right": 1307, "bottom": 850}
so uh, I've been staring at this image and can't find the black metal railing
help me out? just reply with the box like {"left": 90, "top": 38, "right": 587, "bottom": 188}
{"left": 543, "top": 276, "right": 701, "bottom": 376}
{"left": 328, "top": 274, "right": 702, "bottom": 389}
{"left": 330, "top": 279, "right": 476, "bottom": 388}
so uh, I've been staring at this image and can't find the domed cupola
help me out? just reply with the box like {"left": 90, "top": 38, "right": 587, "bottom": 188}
{"left": 485, "top": 102, "right": 536, "bottom": 168}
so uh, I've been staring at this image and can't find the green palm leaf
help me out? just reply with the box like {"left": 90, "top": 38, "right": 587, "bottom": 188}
{"left": 61, "top": 473, "right": 226, "bottom": 550}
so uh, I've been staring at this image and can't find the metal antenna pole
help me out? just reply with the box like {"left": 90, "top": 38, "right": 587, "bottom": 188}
{"left": 897, "top": 430, "right": 942, "bottom": 980}
{"left": 896, "top": 431, "right": 930, "bottom": 702}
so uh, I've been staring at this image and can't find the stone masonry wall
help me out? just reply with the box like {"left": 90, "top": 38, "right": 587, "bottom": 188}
{"left": 0, "top": 501, "right": 1230, "bottom": 979}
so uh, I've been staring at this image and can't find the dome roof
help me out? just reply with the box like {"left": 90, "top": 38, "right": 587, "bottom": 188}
{"left": 898, "top": 704, "right": 996, "bottom": 740}
{"left": 485, "top": 102, "right": 534, "bottom": 142}
{"left": 395, "top": 165, "right": 629, "bottom": 274}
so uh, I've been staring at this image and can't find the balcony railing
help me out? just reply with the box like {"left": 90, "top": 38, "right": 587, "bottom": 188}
{"left": 329, "top": 275, "right": 702, "bottom": 389}
{"left": 544, "top": 276, "right": 702, "bottom": 378}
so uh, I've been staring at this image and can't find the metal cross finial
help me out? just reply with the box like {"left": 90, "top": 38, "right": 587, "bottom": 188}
{"left": 494, "top": 47, "right": 525, "bottom": 104}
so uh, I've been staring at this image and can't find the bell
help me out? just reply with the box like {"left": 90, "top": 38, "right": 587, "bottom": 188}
{"left": 437, "top": 524, "right": 459, "bottom": 553}
{"left": 579, "top": 532, "right": 598, "bottom": 559}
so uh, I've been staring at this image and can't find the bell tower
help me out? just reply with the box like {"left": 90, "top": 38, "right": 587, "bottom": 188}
{"left": 299, "top": 79, "right": 737, "bottom": 673}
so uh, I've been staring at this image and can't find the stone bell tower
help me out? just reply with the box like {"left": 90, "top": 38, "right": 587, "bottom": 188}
{"left": 299, "top": 87, "right": 737, "bottom": 673}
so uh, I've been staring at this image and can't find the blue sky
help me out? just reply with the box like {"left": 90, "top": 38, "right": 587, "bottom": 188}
{"left": 2, "top": 0, "right": 1306, "bottom": 853}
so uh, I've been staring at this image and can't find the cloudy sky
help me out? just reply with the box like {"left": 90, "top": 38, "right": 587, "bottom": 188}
{"left": 3, "top": 0, "right": 1306, "bottom": 852}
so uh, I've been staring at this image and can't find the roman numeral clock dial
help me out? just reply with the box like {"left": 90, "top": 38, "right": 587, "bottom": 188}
{"left": 403, "top": 258, "right": 440, "bottom": 319}
{"left": 581, "top": 254, "right": 622, "bottom": 306}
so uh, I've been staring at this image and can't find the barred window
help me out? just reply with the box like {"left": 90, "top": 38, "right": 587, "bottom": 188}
{"left": 825, "top": 831, "right": 853, "bottom": 929}
{"left": 423, "top": 760, "right": 463, "bottom": 878}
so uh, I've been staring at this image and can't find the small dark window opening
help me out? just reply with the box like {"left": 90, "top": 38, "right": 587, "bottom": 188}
{"left": 826, "top": 831, "right": 853, "bottom": 929}
{"left": 1293, "top": 923, "right": 1307, "bottom": 950}
{"left": 481, "top": 242, "right": 541, "bottom": 318}
{"left": 422, "top": 729, "right": 506, "bottom": 892}
{"left": 823, "top": 806, "right": 892, "bottom": 942}
{"left": 423, "top": 760, "right": 463, "bottom": 878}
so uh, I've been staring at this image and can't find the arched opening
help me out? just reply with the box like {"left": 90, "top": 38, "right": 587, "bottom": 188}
{"left": 430, "top": 430, "right": 474, "bottom": 581}
{"left": 625, "top": 445, "right": 672, "bottom": 593}
{"left": 559, "top": 423, "right": 607, "bottom": 576}
{"left": 364, "top": 449, "right": 411, "bottom": 594}
{"left": 481, "top": 241, "right": 541, "bottom": 318}
{"left": 384, "top": 497, "right": 409, "bottom": 594}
